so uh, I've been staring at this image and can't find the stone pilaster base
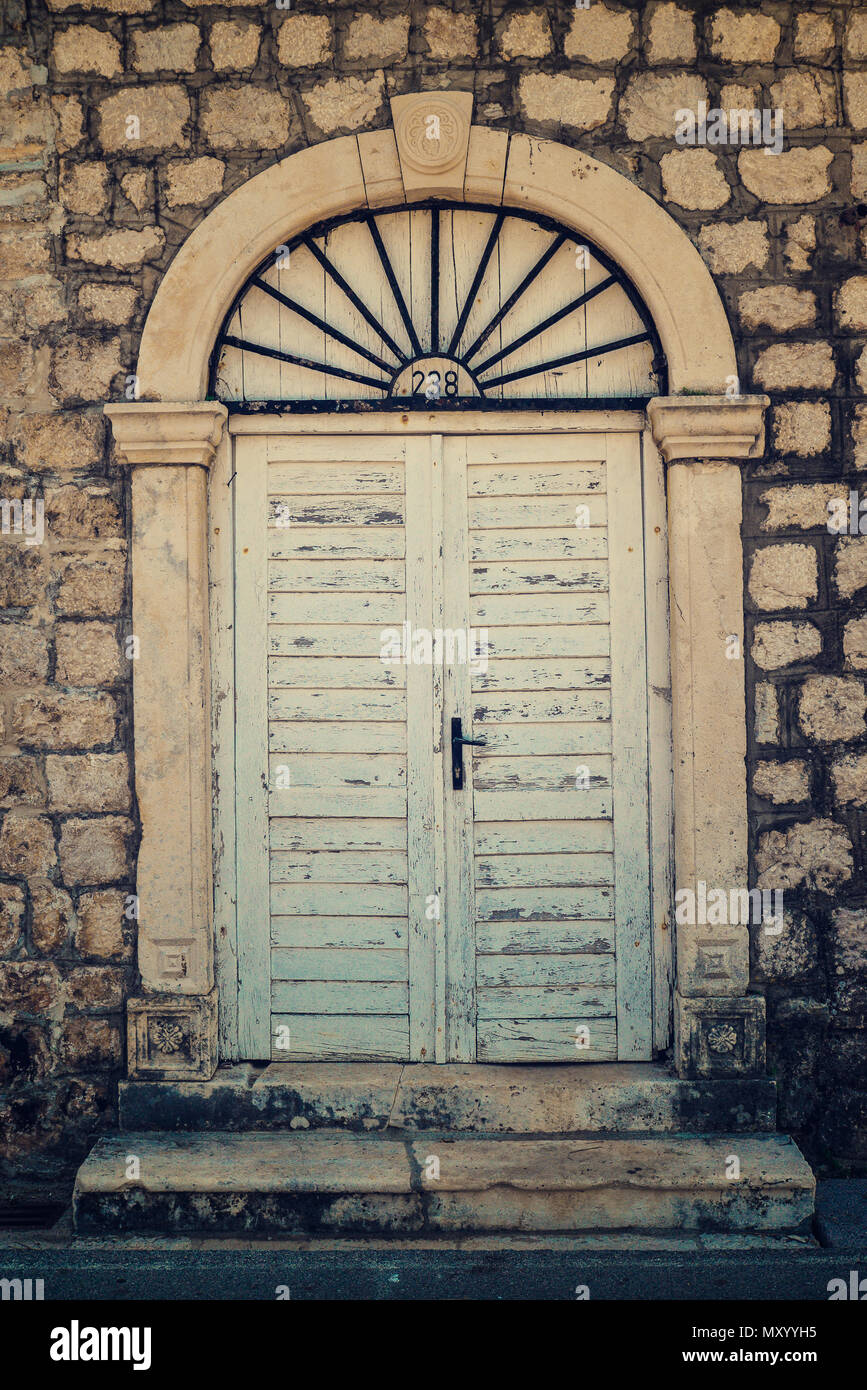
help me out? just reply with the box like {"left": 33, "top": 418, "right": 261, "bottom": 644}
{"left": 127, "top": 987, "right": 218, "bottom": 1080}
{"left": 674, "top": 994, "right": 766, "bottom": 1078}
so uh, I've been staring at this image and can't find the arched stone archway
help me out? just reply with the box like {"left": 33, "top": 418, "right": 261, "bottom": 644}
{"left": 106, "top": 94, "right": 768, "bottom": 1082}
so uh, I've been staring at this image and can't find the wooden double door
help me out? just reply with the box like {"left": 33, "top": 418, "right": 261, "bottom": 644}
{"left": 233, "top": 424, "right": 653, "bottom": 1063}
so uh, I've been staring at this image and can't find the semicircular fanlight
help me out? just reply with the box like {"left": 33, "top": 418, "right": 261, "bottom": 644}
{"left": 211, "top": 202, "right": 666, "bottom": 411}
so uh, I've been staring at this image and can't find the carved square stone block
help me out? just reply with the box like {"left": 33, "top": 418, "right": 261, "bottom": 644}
{"left": 675, "top": 993, "right": 766, "bottom": 1078}
{"left": 127, "top": 988, "right": 217, "bottom": 1080}
{"left": 677, "top": 924, "right": 749, "bottom": 996}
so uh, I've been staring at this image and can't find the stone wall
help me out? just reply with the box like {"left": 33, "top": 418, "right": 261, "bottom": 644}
{"left": 1, "top": 0, "right": 867, "bottom": 1195}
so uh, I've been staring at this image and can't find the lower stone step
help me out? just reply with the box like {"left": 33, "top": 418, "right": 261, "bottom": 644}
{"left": 119, "top": 1062, "right": 778, "bottom": 1134}
{"left": 73, "top": 1131, "right": 814, "bottom": 1236}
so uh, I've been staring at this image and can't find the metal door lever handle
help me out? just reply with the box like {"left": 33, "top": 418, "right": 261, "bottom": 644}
{"left": 451, "top": 717, "right": 485, "bottom": 790}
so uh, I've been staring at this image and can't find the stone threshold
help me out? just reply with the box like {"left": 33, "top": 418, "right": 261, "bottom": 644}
{"left": 119, "top": 1061, "right": 778, "bottom": 1134}
{"left": 73, "top": 1131, "right": 814, "bottom": 1237}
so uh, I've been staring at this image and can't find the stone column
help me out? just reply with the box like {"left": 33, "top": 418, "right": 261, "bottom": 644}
{"left": 648, "top": 396, "right": 769, "bottom": 1079}
{"left": 105, "top": 403, "right": 228, "bottom": 1080}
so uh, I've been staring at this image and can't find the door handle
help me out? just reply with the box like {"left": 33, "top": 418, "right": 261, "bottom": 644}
{"left": 451, "top": 716, "right": 487, "bottom": 790}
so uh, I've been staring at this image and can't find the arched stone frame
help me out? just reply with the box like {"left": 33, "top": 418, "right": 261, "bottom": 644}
{"left": 106, "top": 93, "right": 769, "bottom": 1082}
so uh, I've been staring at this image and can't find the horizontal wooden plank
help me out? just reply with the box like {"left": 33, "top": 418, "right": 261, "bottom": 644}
{"left": 267, "top": 497, "right": 405, "bottom": 526}
{"left": 270, "top": 818, "right": 406, "bottom": 852}
{"left": 269, "top": 722, "right": 406, "bottom": 754}
{"left": 472, "top": 754, "right": 611, "bottom": 791}
{"left": 469, "top": 497, "right": 607, "bottom": 529}
{"left": 470, "top": 562, "right": 608, "bottom": 594}
{"left": 472, "top": 691, "right": 610, "bottom": 723}
{"left": 471, "top": 593, "right": 609, "bottom": 625}
{"left": 270, "top": 1014, "right": 409, "bottom": 1061}
{"left": 474, "top": 820, "right": 613, "bottom": 855}
{"left": 475, "top": 852, "right": 614, "bottom": 887}
{"left": 271, "top": 948, "right": 407, "bottom": 982}
{"left": 269, "top": 787, "right": 406, "bottom": 818}
{"left": 474, "top": 920, "right": 615, "bottom": 954}
{"left": 470, "top": 530, "right": 607, "bottom": 562}
{"left": 269, "top": 626, "right": 403, "bottom": 658}
{"left": 477, "top": 1017, "right": 616, "bottom": 1063}
{"left": 473, "top": 790, "right": 613, "bottom": 821}
{"left": 476, "top": 953, "right": 616, "bottom": 988}
{"left": 270, "top": 592, "right": 405, "bottom": 625}
{"left": 271, "top": 916, "right": 407, "bottom": 949}
{"left": 270, "top": 882, "right": 408, "bottom": 916}
{"left": 471, "top": 659, "right": 611, "bottom": 691}
{"left": 269, "top": 560, "right": 405, "bottom": 592}
{"left": 269, "top": 851, "right": 408, "bottom": 884}
{"left": 475, "top": 886, "right": 614, "bottom": 920}
{"left": 267, "top": 461, "right": 405, "bottom": 492}
{"left": 473, "top": 723, "right": 611, "bottom": 756}
{"left": 269, "top": 689, "right": 406, "bottom": 721}
{"left": 466, "top": 444, "right": 606, "bottom": 473}
{"left": 269, "top": 657, "right": 406, "bottom": 689}
{"left": 477, "top": 985, "right": 616, "bottom": 1019}
{"left": 267, "top": 437, "right": 408, "bottom": 464}
{"left": 483, "top": 627, "right": 609, "bottom": 659}
{"left": 271, "top": 980, "right": 408, "bottom": 1014}
{"left": 269, "top": 527, "right": 405, "bottom": 560}
{"left": 268, "top": 752, "right": 406, "bottom": 788}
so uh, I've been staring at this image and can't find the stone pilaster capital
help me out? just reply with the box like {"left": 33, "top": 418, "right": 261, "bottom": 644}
{"left": 105, "top": 402, "right": 228, "bottom": 468}
{"left": 647, "top": 394, "right": 769, "bottom": 463}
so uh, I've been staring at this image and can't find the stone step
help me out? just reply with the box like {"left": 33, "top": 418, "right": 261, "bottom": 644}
{"left": 73, "top": 1132, "right": 814, "bottom": 1236}
{"left": 119, "top": 1062, "right": 778, "bottom": 1135}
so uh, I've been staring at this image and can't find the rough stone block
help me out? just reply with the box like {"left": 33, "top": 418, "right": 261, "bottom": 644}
{"left": 47, "top": 753, "right": 130, "bottom": 813}
{"left": 698, "top": 220, "right": 768, "bottom": 274}
{"left": 209, "top": 21, "right": 260, "bottom": 72}
{"left": 12, "top": 691, "right": 116, "bottom": 749}
{"left": 739, "top": 147, "right": 833, "bottom": 204}
{"left": 200, "top": 86, "right": 289, "bottom": 150}
{"left": 756, "top": 815, "right": 854, "bottom": 892}
{"left": 798, "top": 676, "right": 867, "bottom": 743}
{"left": 59, "top": 815, "right": 134, "bottom": 885}
{"left": 55, "top": 621, "right": 124, "bottom": 687}
{"left": 97, "top": 85, "right": 189, "bottom": 153}
{"left": 0, "top": 812, "right": 56, "bottom": 876}
{"left": 500, "top": 11, "right": 552, "bottom": 60}
{"left": 520, "top": 74, "right": 614, "bottom": 132}
{"left": 302, "top": 76, "right": 384, "bottom": 136}
{"left": 276, "top": 15, "right": 331, "bottom": 68}
{"left": 422, "top": 9, "right": 477, "bottom": 61}
{"left": 748, "top": 544, "right": 818, "bottom": 612}
{"left": 131, "top": 24, "right": 200, "bottom": 74}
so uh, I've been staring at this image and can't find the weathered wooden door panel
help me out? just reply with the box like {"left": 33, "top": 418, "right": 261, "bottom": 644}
{"left": 234, "top": 434, "right": 436, "bottom": 1062}
{"left": 451, "top": 432, "right": 652, "bottom": 1063}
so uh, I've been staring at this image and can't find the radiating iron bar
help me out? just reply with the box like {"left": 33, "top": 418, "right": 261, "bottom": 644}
{"left": 222, "top": 335, "right": 391, "bottom": 390}
{"left": 252, "top": 276, "right": 399, "bottom": 375}
{"left": 430, "top": 207, "right": 439, "bottom": 354}
{"left": 473, "top": 275, "right": 617, "bottom": 375}
{"left": 480, "top": 332, "right": 651, "bottom": 388}
{"left": 462, "top": 231, "right": 569, "bottom": 363}
{"left": 302, "top": 236, "right": 408, "bottom": 364}
{"left": 366, "top": 216, "right": 422, "bottom": 357}
{"left": 446, "top": 210, "right": 505, "bottom": 357}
